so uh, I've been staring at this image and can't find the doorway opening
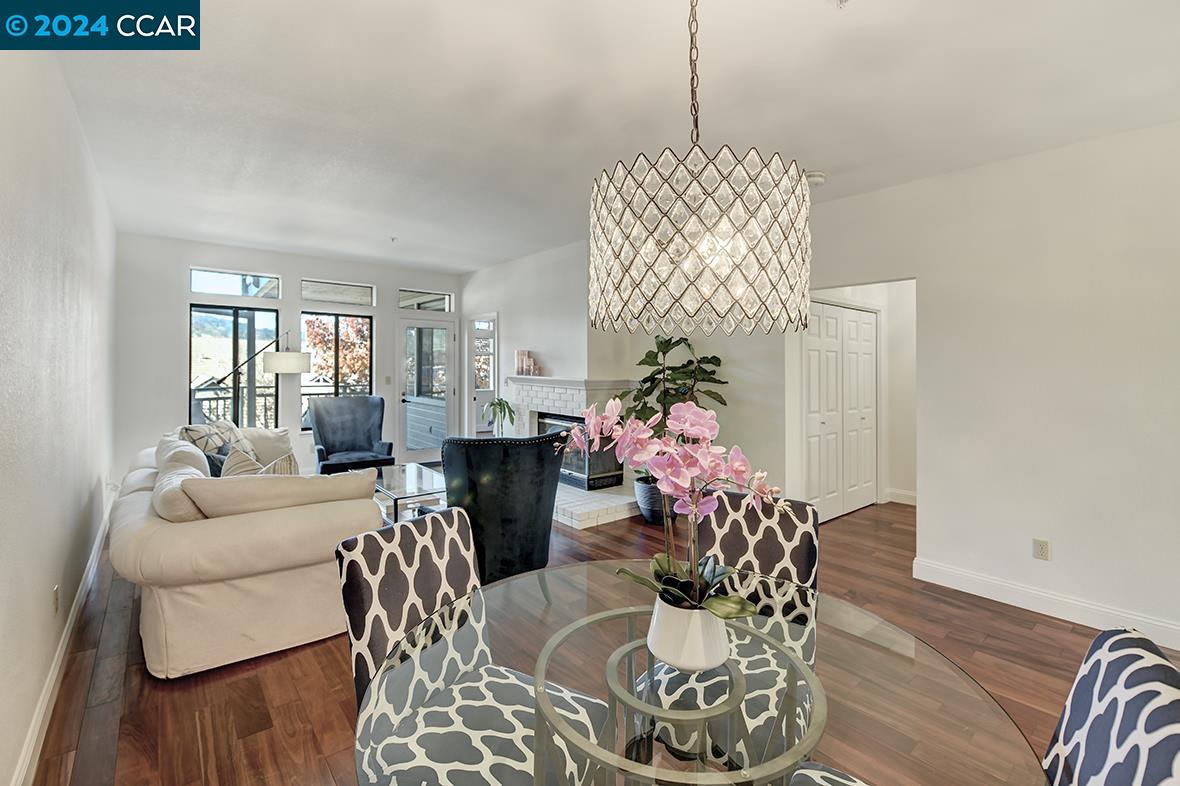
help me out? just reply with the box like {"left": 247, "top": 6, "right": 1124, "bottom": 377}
{"left": 466, "top": 315, "right": 498, "bottom": 437}
{"left": 802, "top": 281, "right": 916, "bottom": 523}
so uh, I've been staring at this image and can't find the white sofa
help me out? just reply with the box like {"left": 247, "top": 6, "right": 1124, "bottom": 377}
{"left": 109, "top": 429, "right": 383, "bottom": 678}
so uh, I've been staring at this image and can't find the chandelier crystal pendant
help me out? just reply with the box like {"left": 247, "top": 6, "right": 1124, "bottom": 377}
{"left": 588, "top": 0, "right": 811, "bottom": 336}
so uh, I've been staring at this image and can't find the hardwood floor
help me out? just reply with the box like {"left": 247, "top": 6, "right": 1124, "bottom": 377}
{"left": 31, "top": 503, "right": 1173, "bottom": 785}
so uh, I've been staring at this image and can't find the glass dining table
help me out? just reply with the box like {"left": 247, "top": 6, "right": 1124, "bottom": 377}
{"left": 355, "top": 560, "right": 1049, "bottom": 785}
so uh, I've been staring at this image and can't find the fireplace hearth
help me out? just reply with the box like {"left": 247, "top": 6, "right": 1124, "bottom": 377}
{"left": 537, "top": 412, "right": 624, "bottom": 491}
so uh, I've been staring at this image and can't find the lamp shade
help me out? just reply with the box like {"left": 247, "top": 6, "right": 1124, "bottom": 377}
{"left": 589, "top": 145, "right": 811, "bottom": 336}
{"left": 262, "top": 351, "right": 311, "bottom": 374}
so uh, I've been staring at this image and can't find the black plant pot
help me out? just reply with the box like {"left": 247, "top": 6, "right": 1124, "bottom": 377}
{"left": 634, "top": 476, "right": 678, "bottom": 526}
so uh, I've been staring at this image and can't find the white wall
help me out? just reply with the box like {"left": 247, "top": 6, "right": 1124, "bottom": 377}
{"left": 461, "top": 240, "right": 591, "bottom": 383}
{"left": 0, "top": 57, "right": 115, "bottom": 786}
{"left": 811, "top": 121, "right": 1180, "bottom": 646}
{"left": 113, "top": 233, "right": 462, "bottom": 473}
{"left": 885, "top": 282, "right": 917, "bottom": 500}
{"left": 810, "top": 280, "right": 917, "bottom": 503}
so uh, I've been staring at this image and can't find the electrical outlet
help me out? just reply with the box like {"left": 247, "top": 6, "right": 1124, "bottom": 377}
{"left": 52, "top": 585, "right": 60, "bottom": 614}
{"left": 1033, "top": 539, "right": 1052, "bottom": 561}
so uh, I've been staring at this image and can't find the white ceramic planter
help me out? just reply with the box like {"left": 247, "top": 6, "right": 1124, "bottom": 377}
{"left": 647, "top": 597, "right": 730, "bottom": 672}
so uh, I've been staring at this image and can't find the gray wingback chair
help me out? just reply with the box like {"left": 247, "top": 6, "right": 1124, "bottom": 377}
{"left": 308, "top": 396, "right": 396, "bottom": 475}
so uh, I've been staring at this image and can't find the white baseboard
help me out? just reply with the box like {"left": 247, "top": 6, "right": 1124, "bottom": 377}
{"left": 885, "top": 488, "right": 917, "bottom": 506}
{"left": 10, "top": 513, "right": 111, "bottom": 786}
{"left": 913, "top": 557, "right": 1180, "bottom": 650}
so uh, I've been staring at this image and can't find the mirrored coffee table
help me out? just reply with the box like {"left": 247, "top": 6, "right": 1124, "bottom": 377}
{"left": 373, "top": 462, "right": 446, "bottom": 521}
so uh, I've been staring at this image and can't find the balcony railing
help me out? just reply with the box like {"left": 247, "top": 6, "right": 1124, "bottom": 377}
{"left": 191, "top": 383, "right": 374, "bottom": 428}
{"left": 190, "top": 385, "right": 277, "bottom": 427}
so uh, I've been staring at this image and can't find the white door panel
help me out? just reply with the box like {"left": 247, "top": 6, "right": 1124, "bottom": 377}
{"left": 803, "top": 302, "right": 878, "bottom": 522}
{"left": 842, "top": 309, "right": 878, "bottom": 513}
{"left": 803, "top": 302, "right": 844, "bottom": 521}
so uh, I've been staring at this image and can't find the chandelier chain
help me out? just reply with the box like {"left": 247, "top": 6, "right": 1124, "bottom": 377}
{"left": 688, "top": 0, "right": 700, "bottom": 145}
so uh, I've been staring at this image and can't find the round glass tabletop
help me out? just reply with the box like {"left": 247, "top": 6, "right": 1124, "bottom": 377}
{"left": 356, "top": 560, "right": 1048, "bottom": 786}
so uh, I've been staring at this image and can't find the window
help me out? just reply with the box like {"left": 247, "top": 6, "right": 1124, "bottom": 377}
{"left": 190, "top": 268, "right": 279, "bottom": 299}
{"left": 398, "top": 289, "right": 452, "bottom": 312}
{"left": 301, "top": 278, "right": 376, "bottom": 307}
{"left": 404, "top": 326, "right": 449, "bottom": 400}
{"left": 472, "top": 326, "right": 494, "bottom": 392}
{"left": 189, "top": 305, "right": 279, "bottom": 427}
{"left": 300, "top": 312, "right": 373, "bottom": 426}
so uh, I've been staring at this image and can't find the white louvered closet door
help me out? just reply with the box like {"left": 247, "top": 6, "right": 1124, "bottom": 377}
{"left": 803, "top": 303, "right": 878, "bottom": 522}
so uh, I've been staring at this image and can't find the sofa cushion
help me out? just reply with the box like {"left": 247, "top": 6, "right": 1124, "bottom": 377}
{"left": 240, "top": 427, "right": 295, "bottom": 466}
{"left": 130, "top": 447, "right": 157, "bottom": 471}
{"left": 120, "top": 467, "right": 158, "bottom": 497}
{"left": 151, "top": 438, "right": 209, "bottom": 523}
{"left": 182, "top": 468, "right": 377, "bottom": 518}
{"left": 180, "top": 420, "right": 256, "bottom": 459}
{"left": 222, "top": 448, "right": 300, "bottom": 478}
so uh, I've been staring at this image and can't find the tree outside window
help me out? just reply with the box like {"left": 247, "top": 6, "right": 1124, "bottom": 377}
{"left": 301, "top": 312, "right": 373, "bottom": 426}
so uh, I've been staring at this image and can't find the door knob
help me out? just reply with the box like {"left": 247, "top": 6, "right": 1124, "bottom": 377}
{"left": 401, "top": 398, "right": 409, "bottom": 404}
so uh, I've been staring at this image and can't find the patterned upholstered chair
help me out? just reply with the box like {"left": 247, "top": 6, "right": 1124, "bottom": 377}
{"left": 637, "top": 491, "right": 870, "bottom": 785}
{"left": 636, "top": 492, "right": 821, "bottom": 762}
{"left": 1043, "top": 628, "right": 1180, "bottom": 786}
{"left": 336, "top": 508, "right": 606, "bottom": 785}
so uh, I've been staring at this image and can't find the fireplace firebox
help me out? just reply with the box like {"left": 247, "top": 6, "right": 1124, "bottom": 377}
{"left": 537, "top": 412, "right": 624, "bottom": 490}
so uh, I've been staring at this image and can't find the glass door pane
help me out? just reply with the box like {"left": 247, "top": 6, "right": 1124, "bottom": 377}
{"left": 190, "top": 305, "right": 277, "bottom": 427}
{"left": 338, "top": 316, "right": 373, "bottom": 397}
{"left": 236, "top": 310, "right": 278, "bottom": 428}
{"left": 190, "top": 306, "right": 235, "bottom": 424}
{"left": 401, "top": 322, "right": 452, "bottom": 459}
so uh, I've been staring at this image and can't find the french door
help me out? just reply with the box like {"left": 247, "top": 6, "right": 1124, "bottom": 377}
{"left": 803, "top": 302, "right": 878, "bottom": 522}
{"left": 396, "top": 316, "right": 457, "bottom": 464}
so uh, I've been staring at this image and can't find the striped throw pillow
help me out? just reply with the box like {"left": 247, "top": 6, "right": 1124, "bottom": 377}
{"left": 221, "top": 448, "right": 300, "bottom": 477}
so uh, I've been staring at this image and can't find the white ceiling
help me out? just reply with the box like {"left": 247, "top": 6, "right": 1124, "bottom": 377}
{"left": 59, "top": 0, "right": 1180, "bottom": 272}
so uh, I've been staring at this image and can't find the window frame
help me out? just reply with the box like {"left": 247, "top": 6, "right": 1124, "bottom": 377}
{"left": 397, "top": 288, "right": 454, "bottom": 312}
{"left": 300, "top": 277, "right": 377, "bottom": 307}
{"left": 188, "top": 303, "right": 280, "bottom": 428}
{"left": 300, "top": 310, "right": 375, "bottom": 430}
{"left": 189, "top": 266, "right": 282, "bottom": 299}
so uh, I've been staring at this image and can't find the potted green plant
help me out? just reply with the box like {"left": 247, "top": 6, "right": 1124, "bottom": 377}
{"left": 482, "top": 397, "right": 515, "bottom": 437}
{"left": 620, "top": 336, "right": 727, "bottom": 525}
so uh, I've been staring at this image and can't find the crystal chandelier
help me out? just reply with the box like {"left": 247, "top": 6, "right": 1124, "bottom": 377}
{"left": 588, "top": 0, "right": 811, "bottom": 336}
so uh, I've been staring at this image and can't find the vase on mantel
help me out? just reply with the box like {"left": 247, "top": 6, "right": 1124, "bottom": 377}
{"left": 646, "top": 597, "right": 730, "bottom": 673}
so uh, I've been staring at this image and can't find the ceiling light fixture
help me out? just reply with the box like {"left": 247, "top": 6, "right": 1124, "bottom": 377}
{"left": 588, "top": 0, "right": 812, "bottom": 336}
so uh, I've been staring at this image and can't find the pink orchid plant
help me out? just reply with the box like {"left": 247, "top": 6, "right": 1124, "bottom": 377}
{"left": 566, "top": 399, "right": 788, "bottom": 619}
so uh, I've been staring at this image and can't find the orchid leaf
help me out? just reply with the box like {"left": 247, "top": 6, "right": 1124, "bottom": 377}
{"left": 656, "top": 582, "right": 696, "bottom": 608}
{"left": 652, "top": 553, "right": 686, "bottom": 580}
{"left": 701, "top": 594, "right": 757, "bottom": 619}
{"left": 615, "top": 567, "right": 663, "bottom": 596}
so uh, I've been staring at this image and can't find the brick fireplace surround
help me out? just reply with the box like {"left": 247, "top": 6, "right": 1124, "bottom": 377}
{"left": 505, "top": 375, "right": 639, "bottom": 528}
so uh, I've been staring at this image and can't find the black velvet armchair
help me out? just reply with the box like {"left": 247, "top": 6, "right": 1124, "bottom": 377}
{"left": 307, "top": 395, "right": 396, "bottom": 475}
{"left": 440, "top": 433, "right": 567, "bottom": 586}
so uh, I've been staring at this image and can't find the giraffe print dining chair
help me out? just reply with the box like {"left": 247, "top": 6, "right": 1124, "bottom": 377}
{"left": 637, "top": 492, "right": 823, "bottom": 762}
{"left": 337, "top": 508, "right": 607, "bottom": 786}
{"left": 637, "top": 492, "right": 874, "bottom": 784}
{"left": 1043, "top": 628, "right": 1180, "bottom": 786}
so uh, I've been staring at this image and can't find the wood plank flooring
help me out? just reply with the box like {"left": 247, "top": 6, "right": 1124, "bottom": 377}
{"left": 31, "top": 503, "right": 1174, "bottom": 785}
